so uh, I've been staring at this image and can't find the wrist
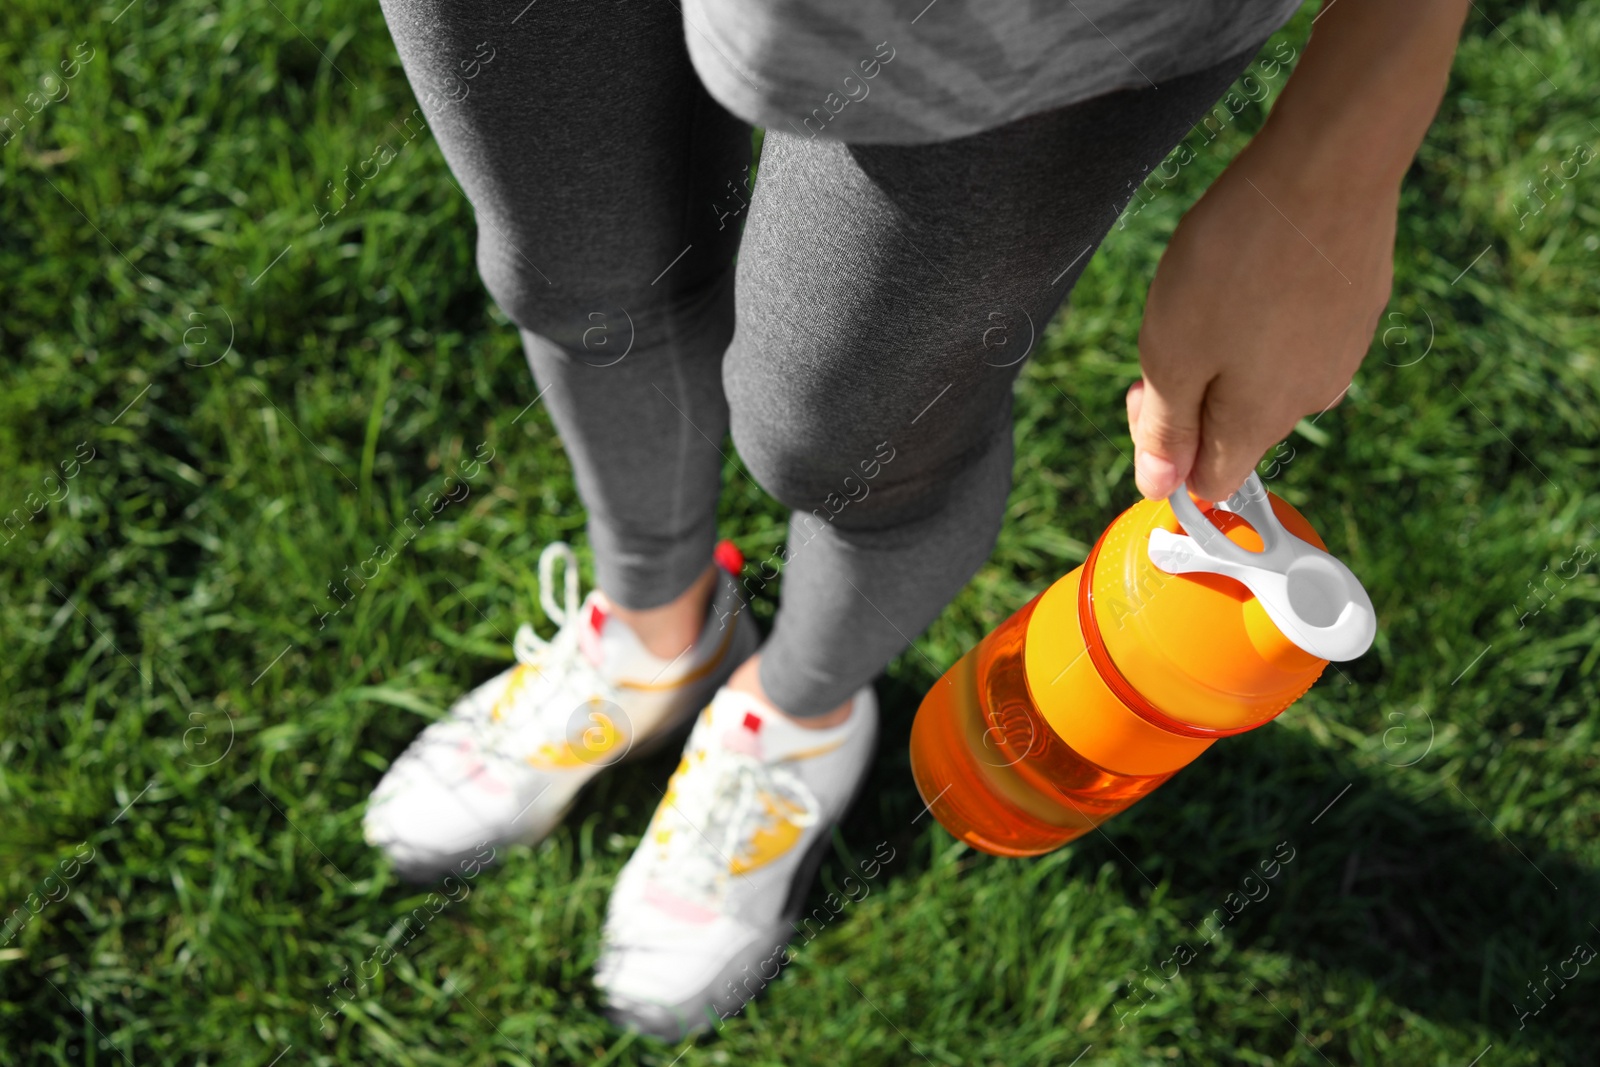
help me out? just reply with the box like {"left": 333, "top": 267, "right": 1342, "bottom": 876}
{"left": 1236, "top": 0, "right": 1467, "bottom": 203}
{"left": 1233, "top": 123, "right": 1403, "bottom": 210}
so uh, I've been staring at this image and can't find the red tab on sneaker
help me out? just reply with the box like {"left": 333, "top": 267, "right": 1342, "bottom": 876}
{"left": 718, "top": 709, "right": 765, "bottom": 758}
{"left": 580, "top": 601, "right": 607, "bottom": 666}
{"left": 713, "top": 539, "right": 745, "bottom": 575}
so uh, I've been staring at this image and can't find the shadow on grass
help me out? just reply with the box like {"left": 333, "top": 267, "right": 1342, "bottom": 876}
{"left": 820, "top": 664, "right": 1598, "bottom": 1060}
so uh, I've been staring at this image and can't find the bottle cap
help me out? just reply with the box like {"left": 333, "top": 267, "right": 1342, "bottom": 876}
{"left": 1149, "top": 473, "right": 1376, "bottom": 663}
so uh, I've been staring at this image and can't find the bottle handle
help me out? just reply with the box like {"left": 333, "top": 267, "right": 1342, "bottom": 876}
{"left": 1147, "top": 473, "right": 1377, "bottom": 662}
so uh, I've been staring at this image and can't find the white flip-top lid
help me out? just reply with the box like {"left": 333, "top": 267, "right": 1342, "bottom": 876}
{"left": 1146, "top": 473, "right": 1377, "bottom": 662}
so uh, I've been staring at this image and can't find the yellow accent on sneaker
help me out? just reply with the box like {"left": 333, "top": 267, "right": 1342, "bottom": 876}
{"left": 525, "top": 697, "right": 625, "bottom": 769}
{"left": 728, "top": 791, "right": 809, "bottom": 875}
{"left": 489, "top": 663, "right": 542, "bottom": 723}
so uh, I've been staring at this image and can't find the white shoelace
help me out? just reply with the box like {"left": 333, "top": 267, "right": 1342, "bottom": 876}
{"left": 522, "top": 540, "right": 583, "bottom": 660}
{"left": 437, "top": 543, "right": 621, "bottom": 759}
{"left": 647, "top": 741, "right": 821, "bottom": 907}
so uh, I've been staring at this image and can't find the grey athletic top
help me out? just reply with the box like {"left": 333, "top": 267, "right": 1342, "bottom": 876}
{"left": 682, "top": 0, "right": 1302, "bottom": 144}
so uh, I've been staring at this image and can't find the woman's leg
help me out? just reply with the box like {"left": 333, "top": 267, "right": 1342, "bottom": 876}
{"left": 364, "top": 0, "right": 764, "bottom": 883}
{"left": 728, "top": 48, "right": 1264, "bottom": 717}
{"left": 378, "top": 0, "right": 751, "bottom": 611}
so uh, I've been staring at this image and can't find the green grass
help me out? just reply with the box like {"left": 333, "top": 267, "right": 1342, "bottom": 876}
{"left": 2, "top": 1, "right": 1598, "bottom": 1064}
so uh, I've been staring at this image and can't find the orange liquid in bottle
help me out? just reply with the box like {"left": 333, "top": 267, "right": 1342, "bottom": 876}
{"left": 909, "top": 591, "right": 1173, "bottom": 857}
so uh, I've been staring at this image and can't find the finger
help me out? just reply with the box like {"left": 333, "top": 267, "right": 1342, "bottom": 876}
{"left": 1189, "top": 388, "right": 1285, "bottom": 502}
{"left": 1124, "top": 377, "right": 1146, "bottom": 436}
{"left": 1127, "top": 374, "right": 1206, "bottom": 501}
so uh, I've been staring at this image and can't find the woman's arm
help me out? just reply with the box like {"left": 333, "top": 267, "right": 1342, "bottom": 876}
{"left": 1126, "top": 0, "right": 1471, "bottom": 502}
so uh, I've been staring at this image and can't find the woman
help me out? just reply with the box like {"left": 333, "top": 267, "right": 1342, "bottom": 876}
{"left": 360, "top": 0, "right": 1467, "bottom": 1039}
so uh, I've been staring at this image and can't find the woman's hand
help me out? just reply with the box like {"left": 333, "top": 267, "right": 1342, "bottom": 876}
{"left": 1127, "top": 150, "right": 1396, "bottom": 502}
{"left": 1124, "top": 0, "right": 1468, "bottom": 503}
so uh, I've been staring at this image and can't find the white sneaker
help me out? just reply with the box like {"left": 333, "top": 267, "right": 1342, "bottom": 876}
{"left": 363, "top": 541, "right": 758, "bottom": 881}
{"left": 595, "top": 684, "right": 879, "bottom": 1039}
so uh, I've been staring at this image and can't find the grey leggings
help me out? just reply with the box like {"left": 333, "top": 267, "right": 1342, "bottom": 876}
{"left": 378, "top": 0, "right": 1259, "bottom": 717}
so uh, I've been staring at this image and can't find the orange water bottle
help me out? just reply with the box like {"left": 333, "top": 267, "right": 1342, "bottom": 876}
{"left": 909, "top": 472, "right": 1376, "bottom": 857}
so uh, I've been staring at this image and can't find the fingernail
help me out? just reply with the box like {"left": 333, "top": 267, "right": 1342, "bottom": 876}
{"left": 1135, "top": 451, "right": 1179, "bottom": 499}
